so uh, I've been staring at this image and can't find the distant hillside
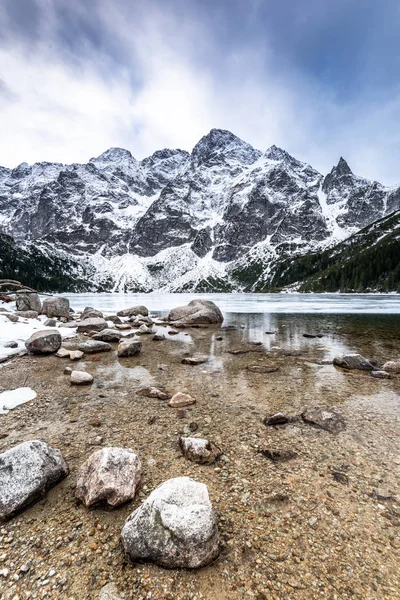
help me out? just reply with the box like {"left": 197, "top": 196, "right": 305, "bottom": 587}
{"left": 267, "top": 210, "right": 400, "bottom": 293}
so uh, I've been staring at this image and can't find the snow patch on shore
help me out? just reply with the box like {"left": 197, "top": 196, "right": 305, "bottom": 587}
{"left": 0, "top": 387, "right": 37, "bottom": 414}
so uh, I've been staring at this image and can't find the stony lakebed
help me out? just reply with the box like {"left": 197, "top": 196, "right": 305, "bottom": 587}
{"left": 0, "top": 293, "right": 399, "bottom": 600}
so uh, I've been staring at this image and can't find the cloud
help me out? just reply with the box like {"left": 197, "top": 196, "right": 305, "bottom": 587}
{"left": 0, "top": 0, "right": 399, "bottom": 185}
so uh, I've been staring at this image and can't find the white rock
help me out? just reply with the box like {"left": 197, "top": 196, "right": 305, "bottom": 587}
{"left": 121, "top": 476, "right": 219, "bottom": 568}
{"left": 70, "top": 371, "right": 93, "bottom": 385}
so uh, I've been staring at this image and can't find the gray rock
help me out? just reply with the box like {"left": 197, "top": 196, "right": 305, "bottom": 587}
{"left": 371, "top": 370, "right": 392, "bottom": 379}
{"left": 75, "top": 447, "right": 141, "bottom": 508}
{"left": 117, "top": 339, "right": 142, "bottom": 357}
{"left": 152, "top": 333, "right": 165, "bottom": 341}
{"left": 5, "top": 341, "right": 18, "bottom": 349}
{"left": 168, "top": 299, "right": 223, "bottom": 325}
{"left": 100, "top": 583, "right": 122, "bottom": 600}
{"left": 181, "top": 354, "right": 209, "bottom": 365}
{"left": 6, "top": 313, "right": 18, "bottom": 322}
{"left": 117, "top": 305, "right": 149, "bottom": 318}
{"left": 92, "top": 329, "right": 123, "bottom": 343}
{"left": 25, "top": 330, "right": 62, "bottom": 354}
{"left": 333, "top": 354, "right": 374, "bottom": 370}
{"left": 121, "top": 476, "right": 220, "bottom": 568}
{"left": 106, "top": 315, "right": 123, "bottom": 324}
{"left": 137, "top": 387, "right": 171, "bottom": 400}
{"left": 64, "top": 366, "right": 73, "bottom": 374}
{"left": 44, "top": 318, "right": 57, "bottom": 327}
{"left": 179, "top": 437, "right": 222, "bottom": 464}
{"left": 137, "top": 324, "right": 153, "bottom": 335}
{"left": 70, "top": 371, "right": 93, "bottom": 385}
{"left": 381, "top": 360, "right": 400, "bottom": 373}
{"left": 77, "top": 318, "right": 108, "bottom": 333}
{"left": 78, "top": 340, "right": 112, "bottom": 353}
{"left": 42, "top": 297, "right": 70, "bottom": 319}
{"left": 0, "top": 440, "right": 69, "bottom": 521}
{"left": 15, "top": 290, "right": 42, "bottom": 313}
{"left": 14, "top": 310, "right": 39, "bottom": 319}
{"left": 55, "top": 347, "right": 70, "bottom": 358}
{"left": 81, "top": 307, "right": 104, "bottom": 320}
{"left": 301, "top": 406, "right": 346, "bottom": 434}
{"left": 69, "top": 350, "right": 84, "bottom": 360}
{"left": 264, "top": 412, "right": 289, "bottom": 426}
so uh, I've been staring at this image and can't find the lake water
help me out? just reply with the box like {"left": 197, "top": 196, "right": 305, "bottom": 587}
{"left": 63, "top": 292, "right": 400, "bottom": 315}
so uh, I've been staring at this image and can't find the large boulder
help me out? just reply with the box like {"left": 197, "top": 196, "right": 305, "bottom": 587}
{"left": 0, "top": 440, "right": 69, "bottom": 521}
{"left": 42, "top": 297, "right": 70, "bottom": 319}
{"left": 168, "top": 299, "right": 223, "bottom": 325}
{"left": 77, "top": 318, "right": 108, "bottom": 333}
{"left": 121, "top": 476, "right": 220, "bottom": 568}
{"left": 25, "top": 330, "right": 62, "bottom": 354}
{"left": 75, "top": 447, "right": 141, "bottom": 508}
{"left": 117, "top": 339, "right": 142, "bottom": 357}
{"left": 117, "top": 305, "right": 149, "bottom": 318}
{"left": 16, "top": 290, "right": 42, "bottom": 313}
{"left": 333, "top": 354, "right": 374, "bottom": 370}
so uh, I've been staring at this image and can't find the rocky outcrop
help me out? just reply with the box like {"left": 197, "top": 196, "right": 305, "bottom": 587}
{"left": 0, "top": 440, "right": 69, "bottom": 521}
{"left": 25, "top": 330, "right": 62, "bottom": 354}
{"left": 121, "top": 477, "right": 220, "bottom": 568}
{"left": 179, "top": 437, "right": 222, "bottom": 464}
{"left": 168, "top": 300, "right": 223, "bottom": 325}
{"left": 16, "top": 290, "right": 42, "bottom": 313}
{"left": 42, "top": 297, "right": 70, "bottom": 319}
{"left": 75, "top": 447, "right": 141, "bottom": 508}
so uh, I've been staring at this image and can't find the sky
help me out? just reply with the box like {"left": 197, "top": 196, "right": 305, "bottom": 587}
{"left": 0, "top": 0, "right": 400, "bottom": 184}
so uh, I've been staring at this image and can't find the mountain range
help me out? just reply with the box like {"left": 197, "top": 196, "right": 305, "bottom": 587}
{"left": 0, "top": 128, "right": 399, "bottom": 293}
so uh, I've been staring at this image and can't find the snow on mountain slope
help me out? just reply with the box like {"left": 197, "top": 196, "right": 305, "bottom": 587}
{"left": 0, "top": 128, "right": 399, "bottom": 292}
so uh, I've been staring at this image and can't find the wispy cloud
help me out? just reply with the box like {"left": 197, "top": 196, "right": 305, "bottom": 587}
{"left": 0, "top": 0, "right": 399, "bottom": 185}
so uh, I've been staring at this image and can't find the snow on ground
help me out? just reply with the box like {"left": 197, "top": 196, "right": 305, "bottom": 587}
{"left": 0, "top": 310, "right": 77, "bottom": 362}
{"left": 0, "top": 387, "right": 37, "bottom": 414}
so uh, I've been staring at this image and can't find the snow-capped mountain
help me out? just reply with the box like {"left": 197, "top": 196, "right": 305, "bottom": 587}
{"left": 0, "top": 128, "right": 399, "bottom": 292}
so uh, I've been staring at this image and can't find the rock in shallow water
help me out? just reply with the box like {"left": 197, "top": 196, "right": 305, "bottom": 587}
{"left": 75, "top": 447, "right": 141, "bottom": 508}
{"left": 333, "top": 354, "right": 374, "bottom": 370}
{"left": 92, "top": 329, "right": 123, "bottom": 342}
{"left": 78, "top": 340, "right": 112, "bottom": 353}
{"left": 137, "top": 387, "right": 171, "bottom": 400}
{"left": 0, "top": 440, "right": 69, "bottom": 521}
{"left": 168, "top": 299, "right": 223, "bottom": 325}
{"left": 371, "top": 370, "right": 392, "bottom": 379}
{"left": 381, "top": 360, "right": 400, "bottom": 373}
{"left": 70, "top": 371, "right": 93, "bottom": 385}
{"left": 117, "top": 339, "right": 142, "bottom": 357}
{"left": 121, "top": 476, "right": 220, "bottom": 568}
{"left": 25, "top": 330, "right": 62, "bottom": 354}
{"left": 301, "top": 406, "right": 346, "bottom": 434}
{"left": 181, "top": 354, "right": 209, "bottom": 365}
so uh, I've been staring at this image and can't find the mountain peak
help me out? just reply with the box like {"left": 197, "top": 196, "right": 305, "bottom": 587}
{"left": 191, "top": 128, "right": 261, "bottom": 166}
{"left": 90, "top": 147, "right": 136, "bottom": 165}
{"left": 336, "top": 157, "right": 352, "bottom": 175}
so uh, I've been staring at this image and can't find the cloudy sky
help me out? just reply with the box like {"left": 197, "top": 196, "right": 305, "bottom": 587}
{"left": 1, "top": 0, "right": 400, "bottom": 183}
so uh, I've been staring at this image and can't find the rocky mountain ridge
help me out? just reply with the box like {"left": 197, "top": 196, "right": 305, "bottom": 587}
{"left": 0, "top": 128, "right": 399, "bottom": 292}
